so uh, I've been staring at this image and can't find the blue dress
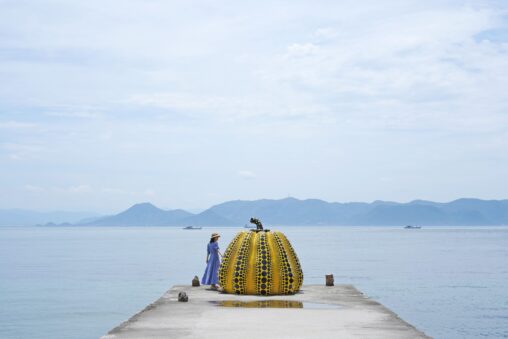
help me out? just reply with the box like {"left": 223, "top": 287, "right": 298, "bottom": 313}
{"left": 201, "top": 241, "right": 220, "bottom": 285}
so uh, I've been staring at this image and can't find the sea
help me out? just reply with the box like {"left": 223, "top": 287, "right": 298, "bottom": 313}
{"left": 1, "top": 226, "right": 507, "bottom": 339}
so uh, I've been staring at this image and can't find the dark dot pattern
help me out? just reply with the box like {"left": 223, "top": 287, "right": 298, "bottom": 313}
{"left": 232, "top": 232, "right": 252, "bottom": 295}
{"left": 218, "top": 232, "right": 243, "bottom": 288}
{"left": 273, "top": 232, "right": 294, "bottom": 294}
{"left": 280, "top": 233, "right": 304, "bottom": 289}
{"left": 255, "top": 232, "right": 272, "bottom": 296}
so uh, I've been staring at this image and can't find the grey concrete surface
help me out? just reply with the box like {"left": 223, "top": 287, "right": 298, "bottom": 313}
{"left": 102, "top": 285, "right": 430, "bottom": 339}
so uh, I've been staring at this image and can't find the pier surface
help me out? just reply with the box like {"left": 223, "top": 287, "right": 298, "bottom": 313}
{"left": 102, "top": 284, "right": 430, "bottom": 339}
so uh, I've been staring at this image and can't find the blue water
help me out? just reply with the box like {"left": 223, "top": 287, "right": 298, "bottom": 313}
{"left": 1, "top": 226, "right": 507, "bottom": 338}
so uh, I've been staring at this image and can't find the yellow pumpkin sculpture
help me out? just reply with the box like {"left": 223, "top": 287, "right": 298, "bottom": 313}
{"left": 219, "top": 218, "right": 303, "bottom": 295}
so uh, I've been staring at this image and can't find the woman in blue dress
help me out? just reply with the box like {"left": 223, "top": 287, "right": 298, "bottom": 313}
{"left": 201, "top": 232, "right": 222, "bottom": 290}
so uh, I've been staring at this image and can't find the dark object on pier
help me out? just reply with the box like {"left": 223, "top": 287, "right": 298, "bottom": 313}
{"left": 192, "top": 276, "right": 200, "bottom": 287}
{"left": 326, "top": 274, "right": 334, "bottom": 286}
{"left": 178, "top": 291, "right": 188, "bottom": 302}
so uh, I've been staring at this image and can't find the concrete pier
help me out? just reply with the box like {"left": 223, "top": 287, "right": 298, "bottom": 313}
{"left": 102, "top": 285, "right": 430, "bottom": 338}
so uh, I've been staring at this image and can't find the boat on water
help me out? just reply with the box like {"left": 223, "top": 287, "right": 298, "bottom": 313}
{"left": 183, "top": 226, "right": 202, "bottom": 230}
{"left": 404, "top": 225, "right": 421, "bottom": 229}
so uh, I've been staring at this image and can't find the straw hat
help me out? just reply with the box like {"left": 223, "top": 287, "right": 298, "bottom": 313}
{"left": 211, "top": 232, "right": 220, "bottom": 239}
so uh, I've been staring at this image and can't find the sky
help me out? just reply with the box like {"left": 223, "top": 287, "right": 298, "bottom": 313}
{"left": 1, "top": 0, "right": 508, "bottom": 213}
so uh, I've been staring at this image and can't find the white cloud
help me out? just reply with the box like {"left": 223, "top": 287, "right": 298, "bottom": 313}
{"left": 143, "top": 189, "right": 156, "bottom": 197}
{"left": 23, "top": 184, "right": 44, "bottom": 193}
{"left": 45, "top": 111, "right": 101, "bottom": 119}
{"left": 253, "top": 6, "right": 508, "bottom": 134}
{"left": 128, "top": 92, "right": 237, "bottom": 114}
{"left": 286, "top": 43, "right": 320, "bottom": 57}
{"left": 100, "top": 187, "right": 124, "bottom": 194}
{"left": 314, "top": 27, "right": 337, "bottom": 39}
{"left": 0, "top": 121, "right": 37, "bottom": 129}
{"left": 2, "top": 143, "right": 48, "bottom": 160}
{"left": 68, "top": 185, "right": 93, "bottom": 194}
{"left": 1, "top": 1, "right": 508, "bottom": 210}
{"left": 238, "top": 170, "right": 256, "bottom": 180}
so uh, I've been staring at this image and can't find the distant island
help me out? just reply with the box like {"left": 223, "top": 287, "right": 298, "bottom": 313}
{"left": 1, "top": 197, "right": 508, "bottom": 227}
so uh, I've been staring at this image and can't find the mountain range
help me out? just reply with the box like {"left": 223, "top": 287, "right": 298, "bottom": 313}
{"left": 0, "top": 209, "right": 99, "bottom": 227}
{"left": 2, "top": 197, "right": 505, "bottom": 227}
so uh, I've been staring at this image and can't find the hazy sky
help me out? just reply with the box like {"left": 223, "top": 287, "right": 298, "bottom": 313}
{"left": 1, "top": 0, "right": 507, "bottom": 212}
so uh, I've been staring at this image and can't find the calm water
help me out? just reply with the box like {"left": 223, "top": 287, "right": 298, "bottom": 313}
{"left": 1, "top": 226, "right": 507, "bottom": 338}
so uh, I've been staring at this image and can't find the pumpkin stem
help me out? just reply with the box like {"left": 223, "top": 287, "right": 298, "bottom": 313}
{"left": 250, "top": 217, "right": 263, "bottom": 231}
